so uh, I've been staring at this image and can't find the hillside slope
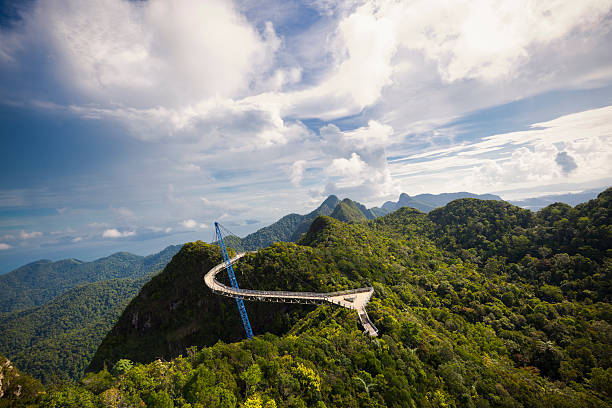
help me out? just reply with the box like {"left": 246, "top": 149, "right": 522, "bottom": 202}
{"left": 0, "top": 276, "right": 150, "bottom": 383}
{"left": 0, "top": 245, "right": 181, "bottom": 314}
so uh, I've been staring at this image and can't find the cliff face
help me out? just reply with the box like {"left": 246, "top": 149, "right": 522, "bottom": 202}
{"left": 88, "top": 241, "right": 314, "bottom": 372}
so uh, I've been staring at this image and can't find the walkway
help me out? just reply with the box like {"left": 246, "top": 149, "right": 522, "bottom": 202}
{"left": 204, "top": 252, "right": 378, "bottom": 336}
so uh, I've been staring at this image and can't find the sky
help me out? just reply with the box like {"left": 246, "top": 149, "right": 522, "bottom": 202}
{"left": 1, "top": 0, "right": 611, "bottom": 272}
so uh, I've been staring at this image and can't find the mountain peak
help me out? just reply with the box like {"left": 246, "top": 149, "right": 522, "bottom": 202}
{"left": 318, "top": 195, "right": 340, "bottom": 210}
{"left": 330, "top": 199, "right": 368, "bottom": 223}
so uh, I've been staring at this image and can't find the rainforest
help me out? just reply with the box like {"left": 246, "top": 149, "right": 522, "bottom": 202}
{"left": 1, "top": 189, "right": 610, "bottom": 407}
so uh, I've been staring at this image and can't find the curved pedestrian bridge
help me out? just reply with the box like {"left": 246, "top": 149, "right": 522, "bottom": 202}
{"left": 204, "top": 252, "right": 379, "bottom": 336}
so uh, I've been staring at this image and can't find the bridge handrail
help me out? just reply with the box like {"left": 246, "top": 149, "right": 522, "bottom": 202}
{"left": 213, "top": 278, "right": 373, "bottom": 299}
{"left": 213, "top": 281, "right": 372, "bottom": 300}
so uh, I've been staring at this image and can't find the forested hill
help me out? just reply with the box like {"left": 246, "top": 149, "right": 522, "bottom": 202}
{"left": 0, "top": 276, "right": 150, "bottom": 384}
{"left": 45, "top": 187, "right": 612, "bottom": 408}
{"left": 0, "top": 245, "right": 181, "bottom": 314}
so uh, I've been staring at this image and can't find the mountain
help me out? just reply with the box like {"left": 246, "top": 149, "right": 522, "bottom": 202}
{"left": 0, "top": 245, "right": 181, "bottom": 314}
{"left": 239, "top": 195, "right": 339, "bottom": 249}
{"left": 288, "top": 194, "right": 341, "bottom": 241}
{"left": 380, "top": 191, "right": 502, "bottom": 213}
{"left": 227, "top": 195, "right": 383, "bottom": 250}
{"left": 0, "top": 276, "right": 150, "bottom": 384}
{"left": 509, "top": 188, "right": 603, "bottom": 210}
{"left": 329, "top": 198, "right": 368, "bottom": 222}
{"left": 57, "top": 188, "right": 612, "bottom": 408}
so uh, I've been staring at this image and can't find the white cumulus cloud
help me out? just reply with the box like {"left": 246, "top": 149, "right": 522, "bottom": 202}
{"left": 290, "top": 160, "right": 307, "bottom": 186}
{"left": 19, "top": 230, "right": 42, "bottom": 239}
{"left": 102, "top": 228, "right": 136, "bottom": 238}
{"left": 180, "top": 219, "right": 208, "bottom": 229}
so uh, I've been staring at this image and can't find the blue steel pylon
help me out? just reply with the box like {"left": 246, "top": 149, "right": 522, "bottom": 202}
{"left": 214, "top": 222, "right": 253, "bottom": 339}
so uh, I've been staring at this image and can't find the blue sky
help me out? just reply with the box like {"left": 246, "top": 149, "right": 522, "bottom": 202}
{"left": 1, "top": 0, "right": 611, "bottom": 272}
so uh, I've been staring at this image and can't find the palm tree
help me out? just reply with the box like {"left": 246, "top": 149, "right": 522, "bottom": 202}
{"left": 353, "top": 376, "right": 377, "bottom": 396}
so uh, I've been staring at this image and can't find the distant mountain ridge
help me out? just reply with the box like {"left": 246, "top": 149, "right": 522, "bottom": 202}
{"left": 509, "top": 188, "right": 603, "bottom": 210}
{"left": 229, "top": 195, "right": 385, "bottom": 250}
{"left": 379, "top": 192, "right": 502, "bottom": 213}
{"left": 0, "top": 245, "right": 182, "bottom": 314}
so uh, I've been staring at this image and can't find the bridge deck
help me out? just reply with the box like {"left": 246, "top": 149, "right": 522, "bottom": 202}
{"left": 204, "top": 252, "right": 379, "bottom": 336}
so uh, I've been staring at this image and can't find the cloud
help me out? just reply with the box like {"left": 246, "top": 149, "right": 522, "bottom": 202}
{"left": 177, "top": 163, "right": 201, "bottom": 172}
{"left": 376, "top": 0, "right": 612, "bottom": 82}
{"left": 389, "top": 105, "right": 612, "bottom": 194}
{"left": 87, "top": 222, "right": 109, "bottom": 229}
{"left": 1, "top": 0, "right": 279, "bottom": 105}
{"left": 2, "top": 0, "right": 611, "bottom": 149}
{"left": 180, "top": 219, "right": 208, "bottom": 229}
{"left": 111, "top": 206, "right": 135, "bottom": 218}
{"left": 102, "top": 228, "right": 136, "bottom": 238}
{"left": 290, "top": 160, "right": 307, "bottom": 185}
{"left": 367, "top": 0, "right": 612, "bottom": 137}
{"left": 0, "top": 243, "right": 11, "bottom": 250}
{"left": 279, "top": 1, "right": 397, "bottom": 118}
{"left": 0, "top": 0, "right": 296, "bottom": 148}
{"left": 50, "top": 227, "right": 76, "bottom": 235}
{"left": 68, "top": 98, "right": 310, "bottom": 148}
{"left": 318, "top": 120, "right": 397, "bottom": 200}
{"left": 326, "top": 153, "right": 367, "bottom": 177}
{"left": 555, "top": 151, "right": 578, "bottom": 174}
{"left": 148, "top": 226, "right": 173, "bottom": 234}
{"left": 19, "top": 230, "right": 42, "bottom": 239}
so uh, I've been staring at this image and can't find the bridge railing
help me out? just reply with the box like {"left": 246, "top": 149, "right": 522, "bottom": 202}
{"left": 212, "top": 278, "right": 373, "bottom": 300}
